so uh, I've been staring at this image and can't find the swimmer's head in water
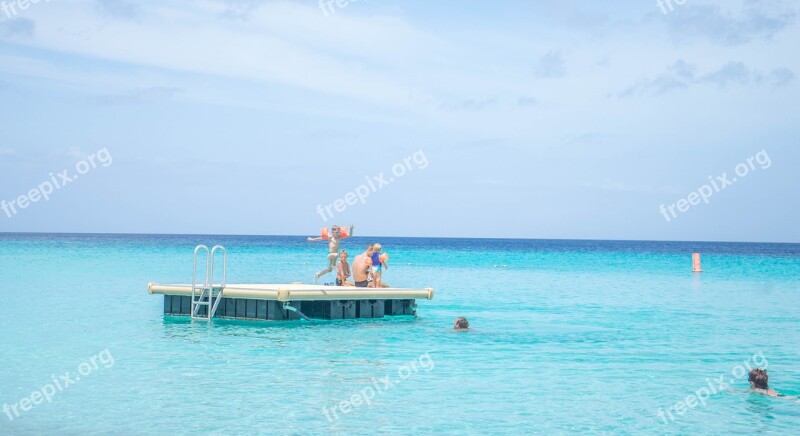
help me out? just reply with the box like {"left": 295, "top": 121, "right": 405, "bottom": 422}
{"left": 749, "top": 368, "right": 769, "bottom": 390}
{"left": 454, "top": 317, "right": 469, "bottom": 330}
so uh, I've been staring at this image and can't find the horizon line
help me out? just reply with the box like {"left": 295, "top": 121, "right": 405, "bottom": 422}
{"left": 0, "top": 231, "right": 797, "bottom": 245}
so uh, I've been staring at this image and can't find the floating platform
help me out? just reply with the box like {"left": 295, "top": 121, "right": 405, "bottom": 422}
{"left": 148, "top": 283, "right": 434, "bottom": 321}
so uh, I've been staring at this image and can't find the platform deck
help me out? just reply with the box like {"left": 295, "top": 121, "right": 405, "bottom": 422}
{"left": 148, "top": 283, "right": 433, "bottom": 321}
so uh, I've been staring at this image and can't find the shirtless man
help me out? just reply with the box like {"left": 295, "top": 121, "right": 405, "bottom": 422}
{"left": 351, "top": 245, "right": 374, "bottom": 288}
{"left": 307, "top": 224, "right": 354, "bottom": 284}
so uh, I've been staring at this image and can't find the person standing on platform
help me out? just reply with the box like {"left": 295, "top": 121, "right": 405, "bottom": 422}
{"left": 370, "top": 243, "right": 389, "bottom": 288}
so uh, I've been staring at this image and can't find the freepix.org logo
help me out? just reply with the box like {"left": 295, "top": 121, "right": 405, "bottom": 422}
{"left": 656, "top": 351, "right": 768, "bottom": 425}
{"left": 1, "top": 148, "right": 113, "bottom": 219}
{"left": 3, "top": 349, "right": 115, "bottom": 422}
{"left": 658, "top": 150, "right": 771, "bottom": 223}
{"left": 1, "top": 0, "right": 51, "bottom": 20}
{"left": 315, "top": 149, "right": 428, "bottom": 223}
{"left": 656, "top": 0, "right": 688, "bottom": 15}
{"left": 322, "top": 352, "right": 434, "bottom": 423}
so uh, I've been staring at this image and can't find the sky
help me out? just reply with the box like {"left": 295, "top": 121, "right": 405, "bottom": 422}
{"left": 0, "top": 0, "right": 798, "bottom": 242}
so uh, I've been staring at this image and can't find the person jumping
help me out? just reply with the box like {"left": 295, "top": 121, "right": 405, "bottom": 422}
{"left": 307, "top": 224, "right": 354, "bottom": 284}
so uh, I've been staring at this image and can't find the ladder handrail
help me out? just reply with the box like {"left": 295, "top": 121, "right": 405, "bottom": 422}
{"left": 191, "top": 245, "right": 210, "bottom": 318}
{"left": 208, "top": 245, "right": 227, "bottom": 319}
{"left": 210, "top": 245, "right": 227, "bottom": 288}
{"left": 189, "top": 244, "right": 228, "bottom": 321}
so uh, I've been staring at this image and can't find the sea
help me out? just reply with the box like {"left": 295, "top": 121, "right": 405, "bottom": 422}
{"left": 1, "top": 233, "right": 799, "bottom": 434}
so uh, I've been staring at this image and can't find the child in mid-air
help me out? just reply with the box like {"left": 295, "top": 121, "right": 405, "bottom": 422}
{"left": 307, "top": 225, "right": 354, "bottom": 284}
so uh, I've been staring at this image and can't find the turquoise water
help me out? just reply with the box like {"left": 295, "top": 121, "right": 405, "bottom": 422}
{"left": 1, "top": 234, "right": 799, "bottom": 434}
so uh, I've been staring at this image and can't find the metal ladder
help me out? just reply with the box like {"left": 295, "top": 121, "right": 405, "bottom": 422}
{"left": 191, "top": 245, "right": 227, "bottom": 321}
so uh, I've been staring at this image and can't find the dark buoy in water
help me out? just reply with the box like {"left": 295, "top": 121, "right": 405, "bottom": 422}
{"left": 692, "top": 253, "right": 703, "bottom": 272}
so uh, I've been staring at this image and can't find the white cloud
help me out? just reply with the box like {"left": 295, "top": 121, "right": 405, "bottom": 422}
{"left": 583, "top": 180, "right": 679, "bottom": 195}
{"left": 618, "top": 59, "right": 794, "bottom": 97}
{"left": 96, "top": 86, "right": 184, "bottom": 105}
{"left": 654, "top": 1, "right": 796, "bottom": 46}
{"left": 1, "top": 0, "right": 798, "bottom": 143}
{"left": 6, "top": 0, "right": 444, "bottom": 110}
{"left": 533, "top": 50, "right": 566, "bottom": 78}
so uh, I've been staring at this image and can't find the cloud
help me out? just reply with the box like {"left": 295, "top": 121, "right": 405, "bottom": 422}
{"left": 439, "top": 98, "right": 497, "bottom": 111}
{"left": 67, "top": 146, "right": 86, "bottom": 160}
{"left": 699, "top": 62, "right": 793, "bottom": 88}
{"left": 217, "top": 0, "right": 262, "bottom": 20}
{"left": 457, "top": 138, "right": 509, "bottom": 150}
{"left": 95, "top": 86, "right": 185, "bottom": 105}
{"left": 768, "top": 67, "right": 794, "bottom": 87}
{"left": 657, "top": 2, "right": 796, "bottom": 46}
{"left": 700, "top": 62, "right": 753, "bottom": 88}
{"left": 618, "top": 61, "right": 692, "bottom": 97}
{"left": 564, "top": 132, "right": 610, "bottom": 146}
{"left": 582, "top": 180, "right": 678, "bottom": 195}
{"left": 307, "top": 128, "right": 356, "bottom": 140}
{"left": 95, "top": 0, "right": 141, "bottom": 20}
{"left": 0, "top": 17, "right": 34, "bottom": 38}
{"left": 533, "top": 50, "right": 566, "bottom": 78}
{"left": 3, "top": 1, "right": 442, "bottom": 111}
{"left": 619, "top": 60, "right": 793, "bottom": 96}
{"left": 441, "top": 96, "right": 542, "bottom": 111}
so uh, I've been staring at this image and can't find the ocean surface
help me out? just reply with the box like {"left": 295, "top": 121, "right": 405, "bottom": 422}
{"left": 1, "top": 233, "right": 799, "bottom": 435}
